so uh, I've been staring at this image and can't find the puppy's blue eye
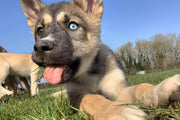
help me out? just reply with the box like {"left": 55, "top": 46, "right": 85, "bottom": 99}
{"left": 69, "top": 22, "right": 79, "bottom": 30}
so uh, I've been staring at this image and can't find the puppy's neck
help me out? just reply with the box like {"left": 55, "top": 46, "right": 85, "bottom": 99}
{"left": 74, "top": 47, "right": 99, "bottom": 77}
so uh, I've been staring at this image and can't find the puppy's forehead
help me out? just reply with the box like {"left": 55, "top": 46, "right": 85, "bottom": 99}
{"left": 42, "top": 13, "right": 53, "bottom": 24}
{"left": 38, "top": 2, "right": 87, "bottom": 26}
{"left": 40, "top": 2, "right": 73, "bottom": 22}
{"left": 56, "top": 11, "right": 66, "bottom": 22}
{"left": 41, "top": 12, "right": 65, "bottom": 24}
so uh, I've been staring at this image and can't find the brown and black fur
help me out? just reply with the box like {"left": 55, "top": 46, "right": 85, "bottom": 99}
{"left": 20, "top": 0, "right": 180, "bottom": 119}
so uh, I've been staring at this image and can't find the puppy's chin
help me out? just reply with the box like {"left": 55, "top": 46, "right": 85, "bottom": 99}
{"left": 31, "top": 51, "right": 45, "bottom": 66}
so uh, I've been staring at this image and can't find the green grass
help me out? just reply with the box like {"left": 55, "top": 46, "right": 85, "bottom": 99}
{"left": 0, "top": 69, "right": 180, "bottom": 120}
{"left": 128, "top": 68, "right": 180, "bottom": 85}
{"left": 0, "top": 87, "right": 90, "bottom": 120}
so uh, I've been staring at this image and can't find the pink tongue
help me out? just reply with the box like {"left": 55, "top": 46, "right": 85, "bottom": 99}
{"left": 43, "top": 66, "right": 64, "bottom": 85}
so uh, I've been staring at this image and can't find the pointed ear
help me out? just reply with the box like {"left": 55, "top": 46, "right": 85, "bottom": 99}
{"left": 20, "top": 0, "right": 45, "bottom": 31}
{"left": 74, "top": 0, "right": 103, "bottom": 18}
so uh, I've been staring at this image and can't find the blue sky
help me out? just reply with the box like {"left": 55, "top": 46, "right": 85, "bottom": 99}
{"left": 0, "top": 0, "right": 180, "bottom": 53}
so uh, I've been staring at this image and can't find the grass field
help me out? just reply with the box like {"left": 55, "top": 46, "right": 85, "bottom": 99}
{"left": 0, "top": 69, "right": 180, "bottom": 120}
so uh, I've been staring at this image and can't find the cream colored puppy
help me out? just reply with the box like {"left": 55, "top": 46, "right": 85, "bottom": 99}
{"left": 0, "top": 53, "right": 40, "bottom": 98}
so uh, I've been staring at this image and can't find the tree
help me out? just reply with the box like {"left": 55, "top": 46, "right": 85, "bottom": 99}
{"left": 115, "top": 42, "right": 136, "bottom": 74}
{"left": 115, "top": 33, "right": 180, "bottom": 75}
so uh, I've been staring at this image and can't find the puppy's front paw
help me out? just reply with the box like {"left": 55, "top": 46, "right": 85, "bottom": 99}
{"left": 0, "top": 86, "right": 13, "bottom": 99}
{"left": 111, "top": 106, "right": 146, "bottom": 120}
{"left": 169, "top": 90, "right": 180, "bottom": 102}
{"left": 167, "top": 74, "right": 180, "bottom": 102}
{"left": 147, "top": 74, "right": 180, "bottom": 106}
{"left": 164, "top": 74, "right": 180, "bottom": 102}
{"left": 96, "top": 104, "right": 146, "bottom": 120}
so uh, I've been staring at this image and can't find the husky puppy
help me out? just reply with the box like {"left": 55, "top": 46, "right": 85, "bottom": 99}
{"left": 20, "top": 0, "right": 180, "bottom": 119}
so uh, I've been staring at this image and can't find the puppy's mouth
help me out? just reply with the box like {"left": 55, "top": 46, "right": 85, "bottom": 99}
{"left": 43, "top": 65, "right": 72, "bottom": 84}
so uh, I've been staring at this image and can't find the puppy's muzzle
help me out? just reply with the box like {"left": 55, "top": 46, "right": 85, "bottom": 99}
{"left": 32, "top": 40, "right": 55, "bottom": 65}
{"left": 32, "top": 37, "right": 74, "bottom": 66}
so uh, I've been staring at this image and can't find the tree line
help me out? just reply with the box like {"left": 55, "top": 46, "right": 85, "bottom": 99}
{"left": 115, "top": 33, "right": 180, "bottom": 75}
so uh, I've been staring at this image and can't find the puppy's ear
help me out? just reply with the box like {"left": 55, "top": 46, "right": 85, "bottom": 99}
{"left": 74, "top": 0, "right": 103, "bottom": 18}
{"left": 20, "top": 0, "right": 45, "bottom": 31}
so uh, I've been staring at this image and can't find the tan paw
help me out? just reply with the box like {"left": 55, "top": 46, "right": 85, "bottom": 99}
{"left": 0, "top": 86, "right": 13, "bottom": 99}
{"left": 111, "top": 106, "right": 146, "bottom": 120}
{"left": 146, "top": 74, "right": 180, "bottom": 106}
{"left": 162, "top": 74, "right": 180, "bottom": 102}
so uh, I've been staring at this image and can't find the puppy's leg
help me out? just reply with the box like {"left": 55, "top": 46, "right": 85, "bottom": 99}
{"left": 7, "top": 76, "right": 18, "bottom": 97}
{"left": 145, "top": 74, "right": 180, "bottom": 106}
{"left": 116, "top": 74, "right": 180, "bottom": 106}
{"left": 19, "top": 77, "right": 31, "bottom": 93}
{"left": 78, "top": 94, "right": 146, "bottom": 120}
{"left": 132, "top": 74, "right": 180, "bottom": 106}
{"left": 30, "top": 70, "right": 39, "bottom": 96}
{"left": 0, "top": 62, "right": 13, "bottom": 98}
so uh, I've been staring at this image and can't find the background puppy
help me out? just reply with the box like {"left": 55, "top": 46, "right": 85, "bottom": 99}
{"left": 0, "top": 53, "right": 40, "bottom": 98}
{"left": 20, "top": 0, "right": 180, "bottom": 119}
{"left": 0, "top": 46, "right": 30, "bottom": 97}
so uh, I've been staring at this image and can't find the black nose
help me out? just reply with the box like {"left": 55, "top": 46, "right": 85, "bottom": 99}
{"left": 34, "top": 40, "right": 54, "bottom": 52}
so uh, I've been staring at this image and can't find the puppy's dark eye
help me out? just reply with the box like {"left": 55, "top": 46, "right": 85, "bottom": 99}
{"left": 37, "top": 26, "right": 44, "bottom": 36}
{"left": 68, "top": 22, "right": 79, "bottom": 30}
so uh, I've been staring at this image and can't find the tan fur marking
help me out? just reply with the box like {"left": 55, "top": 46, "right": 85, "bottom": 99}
{"left": 100, "top": 68, "right": 126, "bottom": 98}
{"left": 56, "top": 12, "right": 65, "bottom": 22}
{"left": 43, "top": 14, "right": 53, "bottom": 24}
